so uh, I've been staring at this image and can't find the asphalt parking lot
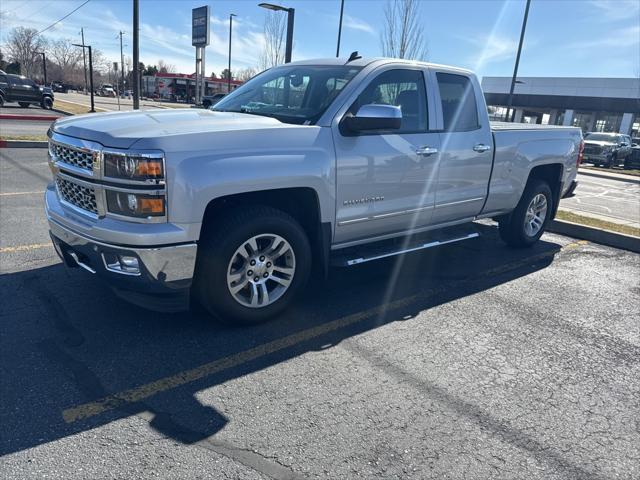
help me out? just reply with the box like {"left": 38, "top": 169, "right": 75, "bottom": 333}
{"left": 1, "top": 148, "right": 639, "bottom": 479}
{"left": 562, "top": 172, "right": 640, "bottom": 228}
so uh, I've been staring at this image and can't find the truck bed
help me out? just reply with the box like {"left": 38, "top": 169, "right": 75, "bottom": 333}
{"left": 490, "top": 121, "right": 578, "bottom": 132}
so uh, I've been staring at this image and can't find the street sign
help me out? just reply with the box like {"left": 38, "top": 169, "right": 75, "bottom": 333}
{"left": 192, "top": 6, "right": 210, "bottom": 47}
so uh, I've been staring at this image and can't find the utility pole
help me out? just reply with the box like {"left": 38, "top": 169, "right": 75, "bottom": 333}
{"left": 336, "top": 0, "right": 345, "bottom": 57}
{"left": 80, "top": 27, "right": 88, "bottom": 94}
{"left": 37, "top": 52, "right": 47, "bottom": 85}
{"left": 506, "top": 0, "right": 531, "bottom": 122}
{"left": 73, "top": 43, "right": 95, "bottom": 112}
{"left": 132, "top": 0, "right": 140, "bottom": 109}
{"left": 119, "top": 31, "right": 125, "bottom": 97}
{"left": 228, "top": 13, "right": 236, "bottom": 93}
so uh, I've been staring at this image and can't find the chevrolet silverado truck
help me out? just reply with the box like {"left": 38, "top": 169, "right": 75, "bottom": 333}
{"left": 45, "top": 57, "right": 583, "bottom": 324}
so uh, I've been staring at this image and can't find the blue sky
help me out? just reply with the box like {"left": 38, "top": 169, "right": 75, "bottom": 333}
{"left": 1, "top": 0, "right": 639, "bottom": 79}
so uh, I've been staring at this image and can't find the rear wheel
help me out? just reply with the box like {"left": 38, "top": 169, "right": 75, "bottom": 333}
{"left": 0, "top": 95, "right": 4, "bottom": 107}
{"left": 18, "top": 102, "right": 30, "bottom": 108}
{"left": 194, "top": 206, "right": 311, "bottom": 325}
{"left": 499, "top": 179, "right": 552, "bottom": 248}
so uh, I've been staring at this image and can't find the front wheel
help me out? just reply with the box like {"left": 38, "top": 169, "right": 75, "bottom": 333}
{"left": 194, "top": 206, "right": 311, "bottom": 325}
{"left": 499, "top": 179, "right": 552, "bottom": 248}
{"left": 42, "top": 97, "right": 53, "bottom": 109}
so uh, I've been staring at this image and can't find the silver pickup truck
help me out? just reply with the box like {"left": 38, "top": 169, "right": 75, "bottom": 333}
{"left": 45, "top": 57, "right": 583, "bottom": 324}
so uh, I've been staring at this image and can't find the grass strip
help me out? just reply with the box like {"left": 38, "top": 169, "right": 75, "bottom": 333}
{"left": 0, "top": 134, "right": 48, "bottom": 141}
{"left": 556, "top": 210, "right": 639, "bottom": 237}
{"left": 53, "top": 100, "right": 106, "bottom": 115}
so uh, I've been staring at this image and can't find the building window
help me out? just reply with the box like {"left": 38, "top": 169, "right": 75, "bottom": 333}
{"left": 594, "top": 112, "right": 622, "bottom": 133}
{"left": 571, "top": 111, "right": 594, "bottom": 132}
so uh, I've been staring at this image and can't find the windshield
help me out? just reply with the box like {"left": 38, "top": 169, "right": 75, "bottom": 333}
{"left": 585, "top": 133, "right": 619, "bottom": 142}
{"left": 212, "top": 65, "right": 362, "bottom": 125}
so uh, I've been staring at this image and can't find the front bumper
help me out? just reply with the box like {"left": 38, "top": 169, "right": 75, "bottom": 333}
{"left": 48, "top": 210, "right": 198, "bottom": 313}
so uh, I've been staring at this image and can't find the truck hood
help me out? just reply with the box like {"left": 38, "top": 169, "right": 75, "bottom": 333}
{"left": 52, "top": 109, "right": 286, "bottom": 149}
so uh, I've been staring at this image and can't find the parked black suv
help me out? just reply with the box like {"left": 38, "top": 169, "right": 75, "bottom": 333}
{"left": 0, "top": 70, "right": 54, "bottom": 109}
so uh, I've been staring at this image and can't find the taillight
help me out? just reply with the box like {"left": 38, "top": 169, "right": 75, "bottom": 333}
{"left": 577, "top": 140, "right": 584, "bottom": 166}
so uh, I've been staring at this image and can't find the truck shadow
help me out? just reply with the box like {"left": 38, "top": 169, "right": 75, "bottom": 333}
{"left": 1, "top": 224, "right": 565, "bottom": 458}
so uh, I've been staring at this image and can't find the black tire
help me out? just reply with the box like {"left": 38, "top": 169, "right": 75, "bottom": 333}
{"left": 202, "top": 100, "right": 211, "bottom": 109}
{"left": 42, "top": 97, "right": 53, "bottom": 110}
{"left": 0, "top": 95, "right": 4, "bottom": 107}
{"left": 18, "top": 102, "right": 30, "bottom": 108}
{"left": 194, "top": 205, "right": 312, "bottom": 325}
{"left": 499, "top": 179, "right": 553, "bottom": 248}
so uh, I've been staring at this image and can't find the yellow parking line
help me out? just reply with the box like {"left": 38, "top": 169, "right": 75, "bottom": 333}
{"left": 61, "top": 239, "right": 587, "bottom": 424}
{"left": 0, "top": 243, "right": 51, "bottom": 253}
{"left": 0, "top": 190, "right": 45, "bottom": 197}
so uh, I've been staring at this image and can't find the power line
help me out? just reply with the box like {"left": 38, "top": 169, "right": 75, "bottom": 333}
{"left": 36, "top": 0, "right": 91, "bottom": 35}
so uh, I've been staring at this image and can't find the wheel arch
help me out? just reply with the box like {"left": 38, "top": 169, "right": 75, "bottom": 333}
{"left": 526, "top": 163, "right": 563, "bottom": 219}
{"left": 200, "top": 187, "right": 331, "bottom": 277}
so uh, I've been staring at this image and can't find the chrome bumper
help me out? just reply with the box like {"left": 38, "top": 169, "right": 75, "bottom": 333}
{"left": 49, "top": 218, "right": 197, "bottom": 284}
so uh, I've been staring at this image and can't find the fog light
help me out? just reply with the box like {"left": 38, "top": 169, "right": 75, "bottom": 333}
{"left": 103, "top": 253, "right": 141, "bottom": 275}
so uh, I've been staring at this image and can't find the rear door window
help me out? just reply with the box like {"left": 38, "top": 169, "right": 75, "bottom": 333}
{"left": 436, "top": 73, "right": 479, "bottom": 132}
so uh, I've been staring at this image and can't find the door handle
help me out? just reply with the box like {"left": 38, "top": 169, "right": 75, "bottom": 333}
{"left": 415, "top": 146, "right": 438, "bottom": 157}
{"left": 473, "top": 143, "right": 491, "bottom": 153}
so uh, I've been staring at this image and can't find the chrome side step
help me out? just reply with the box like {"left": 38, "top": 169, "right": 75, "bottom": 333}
{"left": 341, "top": 232, "right": 479, "bottom": 266}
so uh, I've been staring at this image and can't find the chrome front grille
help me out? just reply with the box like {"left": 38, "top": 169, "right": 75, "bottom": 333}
{"left": 56, "top": 177, "right": 98, "bottom": 214}
{"left": 50, "top": 142, "right": 94, "bottom": 172}
{"left": 584, "top": 145, "right": 602, "bottom": 155}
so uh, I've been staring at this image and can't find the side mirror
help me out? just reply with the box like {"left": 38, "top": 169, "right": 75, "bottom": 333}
{"left": 343, "top": 104, "right": 402, "bottom": 132}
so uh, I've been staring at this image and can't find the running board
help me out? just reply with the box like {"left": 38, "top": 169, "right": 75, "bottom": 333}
{"left": 333, "top": 232, "right": 479, "bottom": 267}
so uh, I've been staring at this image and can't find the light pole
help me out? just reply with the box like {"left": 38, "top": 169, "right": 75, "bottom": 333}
{"left": 506, "top": 0, "right": 531, "bottom": 122}
{"left": 72, "top": 43, "right": 95, "bottom": 112}
{"left": 336, "top": 0, "right": 345, "bottom": 57}
{"left": 258, "top": 3, "right": 295, "bottom": 63}
{"left": 132, "top": 0, "right": 140, "bottom": 109}
{"left": 36, "top": 51, "right": 47, "bottom": 85}
{"left": 228, "top": 13, "right": 236, "bottom": 93}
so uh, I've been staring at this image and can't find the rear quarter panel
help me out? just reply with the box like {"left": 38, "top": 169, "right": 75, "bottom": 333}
{"left": 483, "top": 125, "right": 582, "bottom": 214}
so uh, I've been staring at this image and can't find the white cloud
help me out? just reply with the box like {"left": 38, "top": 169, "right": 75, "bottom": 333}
{"left": 566, "top": 25, "right": 640, "bottom": 50}
{"left": 343, "top": 15, "right": 376, "bottom": 35}
{"left": 587, "top": 0, "right": 640, "bottom": 21}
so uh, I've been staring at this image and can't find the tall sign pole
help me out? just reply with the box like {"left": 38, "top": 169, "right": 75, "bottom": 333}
{"left": 336, "top": 0, "right": 345, "bottom": 57}
{"left": 132, "top": 0, "right": 140, "bottom": 109}
{"left": 506, "top": 0, "right": 531, "bottom": 122}
{"left": 192, "top": 6, "right": 210, "bottom": 106}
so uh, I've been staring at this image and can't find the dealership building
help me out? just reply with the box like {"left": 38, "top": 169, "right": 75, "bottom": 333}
{"left": 141, "top": 73, "right": 243, "bottom": 101}
{"left": 481, "top": 77, "right": 640, "bottom": 137}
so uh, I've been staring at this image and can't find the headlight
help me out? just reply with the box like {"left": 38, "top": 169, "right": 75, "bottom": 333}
{"left": 104, "top": 153, "right": 164, "bottom": 182}
{"left": 106, "top": 191, "right": 165, "bottom": 218}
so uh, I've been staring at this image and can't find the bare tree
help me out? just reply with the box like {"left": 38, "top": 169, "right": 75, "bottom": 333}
{"left": 49, "top": 39, "right": 82, "bottom": 82}
{"left": 157, "top": 59, "right": 176, "bottom": 74}
{"left": 4, "top": 27, "right": 47, "bottom": 78}
{"left": 381, "top": 0, "right": 428, "bottom": 60}
{"left": 237, "top": 67, "right": 257, "bottom": 82}
{"left": 259, "top": 11, "right": 286, "bottom": 70}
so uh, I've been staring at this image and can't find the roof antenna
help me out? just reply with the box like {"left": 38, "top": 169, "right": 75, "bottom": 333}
{"left": 346, "top": 51, "right": 362, "bottom": 63}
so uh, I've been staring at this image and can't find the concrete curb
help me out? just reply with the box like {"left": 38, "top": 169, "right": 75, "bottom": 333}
{"left": 548, "top": 219, "right": 640, "bottom": 253}
{"left": 0, "top": 140, "right": 48, "bottom": 148}
{"left": 51, "top": 108, "right": 72, "bottom": 116}
{"left": 578, "top": 168, "right": 640, "bottom": 185}
{"left": 0, "top": 113, "right": 60, "bottom": 121}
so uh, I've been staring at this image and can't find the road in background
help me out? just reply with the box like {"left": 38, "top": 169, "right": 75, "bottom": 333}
{"left": 56, "top": 92, "right": 189, "bottom": 111}
{"left": 0, "top": 119, "right": 52, "bottom": 137}
{"left": 1, "top": 148, "right": 639, "bottom": 479}
{"left": 561, "top": 173, "right": 640, "bottom": 228}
